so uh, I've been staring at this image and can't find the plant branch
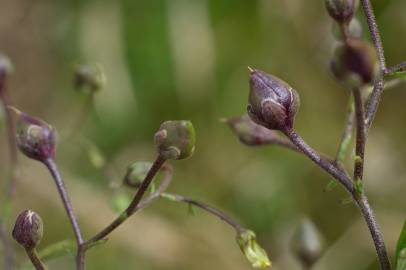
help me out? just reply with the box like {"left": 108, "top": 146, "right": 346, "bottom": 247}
{"left": 77, "top": 155, "right": 167, "bottom": 270}
{"left": 385, "top": 62, "right": 406, "bottom": 76}
{"left": 25, "top": 248, "right": 47, "bottom": 270}
{"left": 355, "top": 195, "right": 391, "bottom": 270}
{"left": 335, "top": 97, "right": 355, "bottom": 164}
{"left": 161, "top": 193, "right": 245, "bottom": 233}
{"left": 283, "top": 129, "right": 354, "bottom": 193}
{"left": 352, "top": 87, "right": 366, "bottom": 181}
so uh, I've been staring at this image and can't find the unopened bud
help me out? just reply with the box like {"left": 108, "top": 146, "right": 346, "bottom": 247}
{"left": 12, "top": 210, "right": 43, "bottom": 250}
{"left": 236, "top": 230, "right": 271, "bottom": 269}
{"left": 331, "top": 39, "right": 379, "bottom": 86}
{"left": 154, "top": 120, "right": 196, "bottom": 160}
{"left": 325, "top": 0, "right": 358, "bottom": 24}
{"left": 291, "top": 219, "right": 323, "bottom": 268}
{"left": 224, "top": 115, "right": 280, "bottom": 146}
{"left": 15, "top": 110, "right": 56, "bottom": 162}
{"left": 124, "top": 161, "right": 152, "bottom": 188}
{"left": 248, "top": 68, "right": 300, "bottom": 131}
{"left": 73, "top": 64, "right": 105, "bottom": 93}
{"left": 0, "top": 53, "right": 13, "bottom": 77}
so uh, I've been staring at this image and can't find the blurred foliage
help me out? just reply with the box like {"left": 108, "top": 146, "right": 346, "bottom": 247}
{"left": 1, "top": 0, "right": 406, "bottom": 270}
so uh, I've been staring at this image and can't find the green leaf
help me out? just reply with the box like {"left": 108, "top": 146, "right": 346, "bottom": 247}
{"left": 396, "top": 220, "right": 406, "bottom": 268}
{"left": 111, "top": 193, "right": 132, "bottom": 213}
{"left": 397, "top": 248, "right": 406, "bottom": 270}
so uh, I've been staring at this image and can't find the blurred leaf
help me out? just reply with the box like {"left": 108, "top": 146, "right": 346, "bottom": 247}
{"left": 38, "top": 239, "right": 75, "bottom": 262}
{"left": 111, "top": 193, "right": 131, "bottom": 213}
{"left": 236, "top": 230, "right": 271, "bottom": 269}
{"left": 370, "top": 0, "right": 392, "bottom": 18}
{"left": 396, "top": 220, "right": 406, "bottom": 267}
{"left": 397, "top": 248, "right": 406, "bottom": 270}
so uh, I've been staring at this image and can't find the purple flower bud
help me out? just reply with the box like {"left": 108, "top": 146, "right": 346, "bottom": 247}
{"left": 331, "top": 39, "right": 379, "bottom": 86}
{"left": 12, "top": 210, "right": 43, "bottom": 250}
{"left": 247, "top": 68, "right": 300, "bottom": 131}
{"left": 325, "top": 0, "right": 358, "bottom": 24}
{"left": 154, "top": 120, "right": 196, "bottom": 160}
{"left": 15, "top": 111, "right": 56, "bottom": 162}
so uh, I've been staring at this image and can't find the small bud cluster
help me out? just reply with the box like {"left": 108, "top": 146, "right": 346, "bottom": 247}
{"left": 247, "top": 68, "right": 300, "bottom": 131}
{"left": 73, "top": 64, "right": 105, "bottom": 93}
{"left": 12, "top": 210, "right": 43, "bottom": 250}
{"left": 124, "top": 161, "right": 152, "bottom": 188}
{"left": 15, "top": 111, "right": 56, "bottom": 162}
{"left": 291, "top": 219, "right": 323, "bottom": 268}
{"left": 155, "top": 120, "right": 196, "bottom": 160}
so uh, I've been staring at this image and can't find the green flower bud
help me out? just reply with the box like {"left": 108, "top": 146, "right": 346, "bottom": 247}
{"left": 123, "top": 161, "right": 152, "bottom": 188}
{"left": 291, "top": 219, "right": 323, "bottom": 268}
{"left": 154, "top": 120, "right": 196, "bottom": 160}
{"left": 236, "top": 230, "right": 271, "bottom": 269}
{"left": 331, "top": 39, "right": 379, "bottom": 86}
{"left": 12, "top": 210, "right": 43, "bottom": 250}
{"left": 73, "top": 64, "right": 105, "bottom": 93}
{"left": 15, "top": 110, "right": 56, "bottom": 162}
{"left": 325, "top": 0, "right": 359, "bottom": 24}
{"left": 248, "top": 68, "right": 300, "bottom": 131}
{"left": 224, "top": 115, "right": 280, "bottom": 146}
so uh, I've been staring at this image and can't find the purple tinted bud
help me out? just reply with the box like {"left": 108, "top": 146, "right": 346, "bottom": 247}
{"left": 325, "top": 0, "right": 358, "bottom": 24}
{"left": 12, "top": 210, "right": 43, "bottom": 250}
{"left": 247, "top": 68, "right": 300, "bottom": 131}
{"left": 16, "top": 112, "right": 56, "bottom": 162}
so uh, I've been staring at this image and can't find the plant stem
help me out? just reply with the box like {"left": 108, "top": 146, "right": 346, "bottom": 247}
{"left": 385, "top": 62, "right": 406, "bottom": 76}
{"left": 25, "top": 248, "right": 46, "bottom": 270}
{"left": 161, "top": 193, "right": 245, "bottom": 233}
{"left": 360, "top": 0, "right": 386, "bottom": 130}
{"left": 77, "top": 155, "right": 166, "bottom": 270}
{"left": 43, "top": 158, "right": 84, "bottom": 270}
{"left": 283, "top": 129, "right": 354, "bottom": 193}
{"left": 352, "top": 87, "right": 366, "bottom": 181}
{"left": 335, "top": 97, "right": 355, "bottom": 164}
{"left": 355, "top": 195, "right": 391, "bottom": 270}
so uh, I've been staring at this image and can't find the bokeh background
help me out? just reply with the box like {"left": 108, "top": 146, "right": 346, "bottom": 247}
{"left": 1, "top": 0, "right": 406, "bottom": 269}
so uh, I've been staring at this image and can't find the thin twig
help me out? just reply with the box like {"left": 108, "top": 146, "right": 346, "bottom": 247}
{"left": 352, "top": 87, "right": 366, "bottom": 181}
{"left": 283, "top": 129, "right": 354, "bottom": 193}
{"left": 43, "top": 158, "right": 84, "bottom": 270}
{"left": 77, "top": 155, "right": 167, "bottom": 270}
{"left": 385, "top": 62, "right": 406, "bottom": 76}
{"left": 25, "top": 248, "right": 47, "bottom": 270}
{"left": 335, "top": 97, "right": 355, "bottom": 164}
{"left": 161, "top": 193, "right": 245, "bottom": 233}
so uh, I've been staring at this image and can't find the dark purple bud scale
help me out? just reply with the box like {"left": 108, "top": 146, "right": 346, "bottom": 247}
{"left": 248, "top": 68, "right": 300, "bottom": 131}
{"left": 12, "top": 210, "right": 43, "bottom": 250}
{"left": 16, "top": 112, "right": 56, "bottom": 162}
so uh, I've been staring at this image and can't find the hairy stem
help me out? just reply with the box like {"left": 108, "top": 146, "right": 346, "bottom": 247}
{"left": 43, "top": 159, "right": 84, "bottom": 270}
{"left": 161, "top": 193, "right": 245, "bottom": 233}
{"left": 283, "top": 129, "right": 354, "bottom": 193}
{"left": 77, "top": 155, "right": 167, "bottom": 270}
{"left": 355, "top": 195, "right": 391, "bottom": 270}
{"left": 353, "top": 87, "right": 366, "bottom": 181}
{"left": 25, "top": 248, "right": 46, "bottom": 270}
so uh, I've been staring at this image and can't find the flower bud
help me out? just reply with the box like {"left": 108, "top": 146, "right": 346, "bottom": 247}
{"left": 123, "top": 161, "right": 152, "bottom": 188}
{"left": 248, "top": 68, "right": 300, "bottom": 131}
{"left": 236, "top": 230, "right": 271, "bottom": 269}
{"left": 12, "top": 210, "right": 43, "bottom": 250}
{"left": 15, "top": 111, "right": 56, "bottom": 162}
{"left": 73, "top": 64, "right": 105, "bottom": 93}
{"left": 291, "top": 219, "right": 323, "bottom": 268}
{"left": 331, "top": 39, "right": 379, "bottom": 86}
{"left": 154, "top": 120, "right": 196, "bottom": 160}
{"left": 325, "top": 0, "right": 358, "bottom": 24}
{"left": 224, "top": 115, "right": 280, "bottom": 146}
{"left": 0, "top": 53, "right": 13, "bottom": 77}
